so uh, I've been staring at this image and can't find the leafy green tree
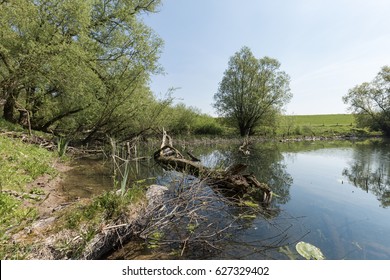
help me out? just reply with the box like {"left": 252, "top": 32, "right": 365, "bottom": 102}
{"left": 213, "top": 46, "right": 292, "bottom": 136}
{"left": 343, "top": 66, "right": 390, "bottom": 136}
{"left": 162, "top": 103, "right": 199, "bottom": 135}
{"left": 0, "top": 0, "right": 164, "bottom": 143}
{"left": 1, "top": 0, "right": 96, "bottom": 123}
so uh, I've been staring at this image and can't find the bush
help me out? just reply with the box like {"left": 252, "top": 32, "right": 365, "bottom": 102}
{"left": 294, "top": 126, "right": 302, "bottom": 135}
{"left": 193, "top": 116, "right": 224, "bottom": 135}
{"left": 161, "top": 103, "right": 225, "bottom": 136}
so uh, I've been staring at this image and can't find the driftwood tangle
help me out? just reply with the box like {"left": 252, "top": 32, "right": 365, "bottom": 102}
{"left": 154, "top": 130, "right": 272, "bottom": 204}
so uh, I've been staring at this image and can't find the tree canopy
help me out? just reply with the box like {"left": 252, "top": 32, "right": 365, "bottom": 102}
{"left": 343, "top": 66, "right": 390, "bottom": 136}
{"left": 0, "top": 0, "right": 164, "bottom": 143}
{"left": 213, "top": 46, "right": 291, "bottom": 136}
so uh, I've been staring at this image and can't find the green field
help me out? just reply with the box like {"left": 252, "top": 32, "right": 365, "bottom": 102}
{"left": 287, "top": 114, "right": 355, "bottom": 126}
{"left": 277, "top": 114, "right": 373, "bottom": 137}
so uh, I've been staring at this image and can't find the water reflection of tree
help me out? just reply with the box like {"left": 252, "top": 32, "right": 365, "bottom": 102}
{"left": 342, "top": 141, "right": 390, "bottom": 208}
{"left": 137, "top": 143, "right": 296, "bottom": 259}
{"left": 199, "top": 143, "right": 293, "bottom": 206}
{"left": 246, "top": 143, "right": 293, "bottom": 205}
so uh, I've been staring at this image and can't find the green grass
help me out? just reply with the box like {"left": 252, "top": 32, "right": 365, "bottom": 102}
{"left": 50, "top": 185, "right": 146, "bottom": 259}
{"left": 278, "top": 114, "right": 375, "bottom": 137}
{"left": 287, "top": 114, "right": 355, "bottom": 126}
{"left": 0, "top": 135, "right": 57, "bottom": 192}
{"left": 0, "top": 132, "right": 57, "bottom": 259}
{"left": 0, "top": 118, "right": 26, "bottom": 133}
{"left": 0, "top": 192, "right": 39, "bottom": 259}
{"left": 61, "top": 186, "right": 145, "bottom": 229}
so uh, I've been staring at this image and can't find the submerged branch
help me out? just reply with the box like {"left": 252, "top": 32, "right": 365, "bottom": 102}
{"left": 153, "top": 131, "right": 272, "bottom": 204}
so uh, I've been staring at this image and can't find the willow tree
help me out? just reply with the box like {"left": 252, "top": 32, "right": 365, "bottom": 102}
{"left": 213, "top": 46, "right": 292, "bottom": 136}
{"left": 0, "top": 0, "right": 164, "bottom": 142}
{"left": 343, "top": 66, "right": 390, "bottom": 136}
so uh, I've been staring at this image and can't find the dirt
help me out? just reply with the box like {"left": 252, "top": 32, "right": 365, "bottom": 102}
{"left": 24, "top": 160, "right": 74, "bottom": 218}
{"left": 9, "top": 160, "right": 76, "bottom": 246}
{"left": 10, "top": 159, "right": 158, "bottom": 260}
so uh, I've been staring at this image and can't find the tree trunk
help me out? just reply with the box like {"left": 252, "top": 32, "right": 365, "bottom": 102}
{"left": 3, "top": 94, "right": 17, "bottom": 123}
{"left": 239, "top": 124, "right": 252, "bottom": 137}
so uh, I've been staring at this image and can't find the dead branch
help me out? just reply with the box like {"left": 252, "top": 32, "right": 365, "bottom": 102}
{"left": 239, "top": 135, "right": 251, "bottom": 155}
{"left": 153, "top": 132, "right": 272, "bottom": 204}
{"left": 187, "top": 151, "right": 201, "bottom": 162}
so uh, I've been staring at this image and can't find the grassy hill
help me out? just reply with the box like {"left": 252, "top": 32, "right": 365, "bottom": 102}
{"left": 287, "top": 114, "right": 355, "bottom": 126}
{"left": 278, "top": 114, "right": 374, "bottom": 137}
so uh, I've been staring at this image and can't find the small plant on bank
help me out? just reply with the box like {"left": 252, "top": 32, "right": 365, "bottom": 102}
{"left": 30, "top": 187, "right": 45, "bottom": 196}
{"left": 45, "top": 184, "right": 146, "bottom": 259}
{"left": 57, "top": 137, "right": 70, "bottom": 158}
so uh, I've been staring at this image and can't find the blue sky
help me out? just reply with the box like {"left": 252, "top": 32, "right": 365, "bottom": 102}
{"left": 142, "top": 0, "right": 390, "bottom": 116}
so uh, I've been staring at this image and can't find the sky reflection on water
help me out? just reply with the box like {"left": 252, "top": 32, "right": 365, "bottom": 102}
{"left": 277, "top": 141, "right": 390, "bottom": 259}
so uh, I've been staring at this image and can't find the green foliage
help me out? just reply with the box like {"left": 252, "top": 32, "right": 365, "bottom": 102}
{"left": 162, "top": 103, "right": 225, "bottom": 136}
{"left": 0, "top": 0, "right": 164, "bottom": 143}
{"left": 57, "top": 137, "right": 69, "bottom": 158}
{"left": 0, "top": 135, "right": 56, "bottom": 192}
{"left": 163, "top": 103, "right": 198, "bottom": 134}
{"left": 343, "top": 66, "right": 390, "bottom": 136}
{"left": 93, "top": 192, "right": 122, "bottom": 219}
{"left": 30, "top": 187, "right": 45, "bottom": 195}
{"left": 214, "top": 46, "right": 292, "bottom": 136}
{"left": 193, "top": 114, "right": 224, "bottom": 135}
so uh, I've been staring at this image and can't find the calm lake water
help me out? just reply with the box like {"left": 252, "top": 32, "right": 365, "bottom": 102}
{"left": 275, "top": 140, "right": 390, "bottom": 259}
{"left": 64, "top": 139, "right": 390, "bottom": 260}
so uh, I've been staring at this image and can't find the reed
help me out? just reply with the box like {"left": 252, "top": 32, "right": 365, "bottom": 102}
{"left": 108, "top": 137, "right": 138, "bottom": 196}
{"left": 57, "top": 137, "right": 69, "bottom": 157}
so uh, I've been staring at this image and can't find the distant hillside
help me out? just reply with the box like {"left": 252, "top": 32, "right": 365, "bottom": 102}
{"left": 285, "top": 114, "right": 355, "bottom": 126}
{"left": 278, "top": 114, "right": 364, "bottom": 137}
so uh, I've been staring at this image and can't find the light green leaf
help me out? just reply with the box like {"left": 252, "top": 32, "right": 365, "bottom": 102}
{"left": 295, "top": 241, "right": 325, "bottom": 260}
{"left": 242, "top": 200, "right": 259, "bottom": 208}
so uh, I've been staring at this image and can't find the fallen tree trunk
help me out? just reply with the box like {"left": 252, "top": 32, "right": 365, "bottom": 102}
{"left": 154, "top": 145, "right": 209, "bottom": 176}
{"left": 153, "top": 134, "right": 272, "bottom": 204}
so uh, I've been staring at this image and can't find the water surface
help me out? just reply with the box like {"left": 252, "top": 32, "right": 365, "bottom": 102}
{"left": 64, "top": 139, "right": 390, "bottom": 259}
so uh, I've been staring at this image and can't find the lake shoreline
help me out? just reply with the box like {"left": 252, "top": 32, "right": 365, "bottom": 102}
{"left": 1, "top": 130, "right": 388, "bottom": 259}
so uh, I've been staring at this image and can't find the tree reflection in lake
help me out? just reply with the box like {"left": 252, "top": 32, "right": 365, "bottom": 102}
{"left": 342, "top": 139, "right": 390, "bottom": 208}
{"left": 65, "top": 139, "right": 390, "bottom": 259}
{"left": 196, "top": 143, "right": 293, "bottom": 206}
{"left": 135, "top": 143, "right": 296, "bottom": 259}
